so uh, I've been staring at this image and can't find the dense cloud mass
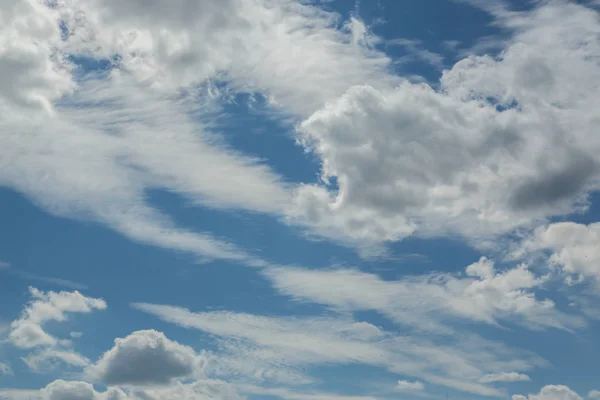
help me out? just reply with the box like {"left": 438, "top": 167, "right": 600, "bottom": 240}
{"left": 512, "top": 385, "right": 584, "bottom": 400}
{"left": 41, "top": 380, "right": 131, "bottom": 400}
{"left": 87, "top": 330, "right": 200, "bottom": 385}
{"left": 289, "top": 2, "right": 600, "bottom": 247}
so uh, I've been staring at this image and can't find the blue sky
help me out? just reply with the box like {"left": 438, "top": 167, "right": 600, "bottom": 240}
{"left": 1, "top": 0, "right": 600, "bottom": 399}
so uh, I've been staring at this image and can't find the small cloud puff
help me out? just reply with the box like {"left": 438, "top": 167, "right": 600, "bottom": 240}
{"left": 397, "top": 380, "right": 424, "bottom": 391}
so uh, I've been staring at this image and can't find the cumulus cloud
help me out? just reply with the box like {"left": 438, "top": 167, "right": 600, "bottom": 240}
{"left": 2, "top": 378, "right": 243, "bottom": 400}
{"left": 479, "top": 372, "right": 530, "bottom": 383}
{"left": 589, "top": 391, "right": 600, "bottom": 399}
{"left": 40, "top": 380, "right": 131, "bottom": 400}
{"left": 86, "top": 330, "right": 201, "bottom": 386}
{"left": 513, "top": 385, "right": 584, "bottom": 400}
{"left": 287, "top": 1, "right": 600, "bottom": 250}
{"left": 9, "top": 287, "right": 106, "bottom": 349}
{"left": 519, "top": 222, "right": 600, "bottom": 289}
{"left": 2, "top": 0, "right": 598, "bottom": 265}
{"left": 396, "top": 380, "right": 424, "bottom": 391}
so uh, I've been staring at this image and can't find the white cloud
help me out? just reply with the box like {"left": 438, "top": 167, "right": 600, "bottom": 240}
{"left": 239, "top": 384, "right": 379, "bottom": 400}
{"left": 129, "top": 379, "right": 242, "bottom": 400}
{"left": 479, "top": 372, "right": 530, "bottom": 383}
{"left": 86, "top": 330, "right": 201, "bottom": 386}
{"left": 0, "top": 361, "right": 13, "bottom": 375}
{"left": 589, "top": 391, "right": 600, "bottom": 400}
{"left": 386, "top": 38, "right": 445, "bottom": 69}
{"left": 396, "top": 380, "right": 424, "bottom": 391}
{"left": 0, "top": 0, "right": 396, "bottom": 266}
{"left": 513, "top": 385, "right": 584, "bottom": 400}
{"left": 9, "top": 287, "right": 106, "bottom": 349}
{"left": 22, "top": 348, "right": 90, "bottom": 372}
{"left": 0, "top": 388, "right": 41, "bottom": 400}
{"left": 1, "top": 378, "right": 242, "bottom": 400}
{"left": 40, "top": 380, "right": 131, "bottom": 400}
{"left": 287, "top": 1, "right": 600, "bottom": 250}
{"left": 71, "top": 332, "right": 84, "bottom": 338}
{"left": 519, "top": 222, "right": 600, "bottom": 289}
{"left": 263, "top": 259, "right": 585, "bottom": 332}
{"left": 133, "top": 302, "right": 546, "bottom": 397}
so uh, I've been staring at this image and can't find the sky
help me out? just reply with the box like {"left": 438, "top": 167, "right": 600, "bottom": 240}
{"left": 1, "top": 0, "right": 600, "bottom": 399}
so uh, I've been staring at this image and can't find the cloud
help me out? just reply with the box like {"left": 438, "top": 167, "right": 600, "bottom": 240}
{"left": 239, "top": 384, "right": 379, "bottom": 400}
{"left": 4, "top": 0, "right": 598, "bottom": 264}
{"left": 589, "top": 391, "right": 600, "bottom": 400}
{"left": 129, "top": 379, "right": 242, "bottom": 400}
{"left": 40, "top": 380, "right": 131, "bottom": 400}
{"left": 22, "top": 348, "right": 90, "bottom": 372}
{"left": 0, "top": 262, "right": 87, "bottom": 290}
{"left": 0, "top": 0, "right": 395, "bottom": 267}
{"left": 513, "top": 385, "right": 584, "bottom": 400}
{"left": 86, "top": 330, "right": 201, "bottom": 386}
{"left": 0, "top": 388, "right": 41, "bottom": 400}
{"left": 1, "top": 378, "right": 242, "bottom": 400}
{"left": 263, "top": 258, "right": 585, "bottom": 332}
{"left": 386, "top": 38, "right": 445, "bottom": 69}
{"left": 133, "top": 302, "right": 546, "bottom": 396}
{"left": 0, "top": 361, "right": 13, "bottom": 375}
{"left": 518, "top": 222, "right": 600, "bottom": 290}
{"left": 287, "top": 1, "right": 600, "bottom": 250}
{"left": 396, "top": 380, "right": 424, "bottom": 391}
{"left": 479, "top": 372, "right": 530, "bottom": 383}
{"left": 9, "top": 287, "right": 106, "bottom": 349}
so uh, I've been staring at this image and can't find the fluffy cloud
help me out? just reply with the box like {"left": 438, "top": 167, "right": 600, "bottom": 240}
{"left": 396, "top": 380, "right": 424, "bottom": 391}
{"left": 479, "top": 372, "right": 530, "bottom": 383}
{"left": 513, "top": 385, "right": 584, "bottom": 400}
{"left": 1, "top": 379, "right": 242, "bottom": 400}
{"left": 9, "top": 287, "right": 106, "bottom": 349}
{"left": 263, "top": 258, "right": 585, "bottom": 332}
{"left": 589, "top": 391, "right": 600, "bottom": 400}
{"left": 40, "top": 380, "right": 131, "bottom": 400}
{"left": 86, "top": 330, "right": 201, "bottom": 386}
{"left": 133, "top": 302, "right": 546, "bottom": 396}
{"left": 288, "top": 1, "right": 600, "bottom": 249}
{"left": 519, "top": 222, "right": 600, "bottom": 289}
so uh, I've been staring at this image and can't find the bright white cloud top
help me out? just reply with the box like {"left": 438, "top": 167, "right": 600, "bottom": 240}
{"left": 1, "top": 0, "right": 600, "bottom": 399}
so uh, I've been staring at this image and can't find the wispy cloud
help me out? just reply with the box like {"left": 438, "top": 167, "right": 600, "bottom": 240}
{"left": 0, "top": 262, "right": 87, "bottom": 290}
{"left": 133, "top": 302, "right": 545, "bottom": 396}
{"left": 262, "top": 259, "right": 585, "bottom": 332}
{"left": 479, "top": 372, "right": 530, "bottom": 383}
